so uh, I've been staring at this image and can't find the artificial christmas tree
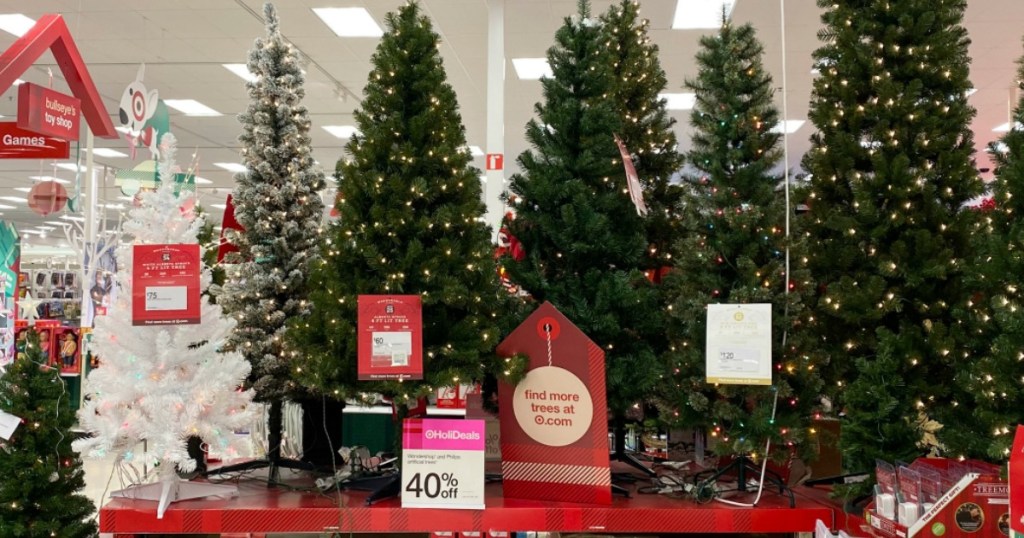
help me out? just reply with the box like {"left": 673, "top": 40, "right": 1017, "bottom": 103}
{"left": 940, "top": 42, "right": 1024, "bottom": 461}
{"left": 501, "top": 0, "right": 663, "bottom": 466}
{"left": 0, "top": 331, "right": 97, "bottom": 537}
{"left": 801, "top": 0, "right": 982, "bottom": 478}
{"left": 289, "top": 0, "right": 502, "bottom": 430}
{"left": 598, "top": 0, "right": 684, "bottom": 474}
{"left": 212, "top": 2, "right": 329, "bottom": 476}
{"left": 74, "top": 135, "right": 255, "bottom": 518}
{"left": 600, "top": 0, "right": 684, "bottom": 281}
{"left": 660, "top": 19, "right": 823, "bottom": 473}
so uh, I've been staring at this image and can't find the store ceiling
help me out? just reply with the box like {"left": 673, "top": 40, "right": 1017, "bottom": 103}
{"left": 0, "top": 0, "right": 1021, "bottom": 248}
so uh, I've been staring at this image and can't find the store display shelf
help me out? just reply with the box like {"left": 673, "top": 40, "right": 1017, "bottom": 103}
{"left": 101, "top": 477, "right": 836, "bottom": 535}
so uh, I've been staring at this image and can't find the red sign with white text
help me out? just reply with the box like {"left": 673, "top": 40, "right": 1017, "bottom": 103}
{"left": 357, "top": 295, "right": 423, "bottom": 380}
{"left": 131, "top": 244, "right": 201, "bottom": 326}
{"left": 0, "top": 122, "right": 69, "bottom": 159}
{"left": 486, "top": 153, "right": 503, "bottom": 170}
{"left": 17, "top": 83, "right": 80, "bottom": 141}
{"left": 496, "top": 302, "right": 612, "bottom": 505}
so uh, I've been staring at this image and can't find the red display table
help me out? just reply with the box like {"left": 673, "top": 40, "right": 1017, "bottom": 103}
{"left": 101, "top": 479, "right": 837, "bottom": 535}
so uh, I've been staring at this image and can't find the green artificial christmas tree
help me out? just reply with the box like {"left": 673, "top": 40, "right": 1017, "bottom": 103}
{"left": 600, "top": 0, "right": 685, "bottom": 279}
{"left": 290, "top": 1, "right": 503, "bottom": 409}
{"left": 213, "top": 3, "right": 327, "bottom": 474}
{"left": 940, "top": 42, "right": 1024, "bottom": 461}
{"left": 502, "top": 0, "right": 663, "bottom": 445}
{"left": 802, "top": 0, "right": 982, "bottom": 476}
{"left": 660, "top": 19, "right": 823, "bottom": 462}
{"left": 0, "top": 332, "right": 97, "bottom": 537}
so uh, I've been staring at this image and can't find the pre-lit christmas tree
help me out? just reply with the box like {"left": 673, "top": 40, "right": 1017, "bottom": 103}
{"left": 661, "top": 19, "right": 822, "bottom": 461}
{"left": 503, "top": 0, "right": 663, "bottom": 422}
{"left": 213, "top": 3, "right": 327, "bottom": 469}
{"left": 802, "top": 0, "right": 982, "bottom": 476}
{"left": 600, "top": 0, "right": 684, "bottom": 277}
{"left": 940, "top": 43, "right": 1024, "bottom": 461}
{"left": 290, "top": 1, "right": 502, "bottom": 407}
{"left": 75, "top": 137, "right": 255, "bottom": 481}
{"left": 0, "top": 332, "right": 97, "bottom": 537}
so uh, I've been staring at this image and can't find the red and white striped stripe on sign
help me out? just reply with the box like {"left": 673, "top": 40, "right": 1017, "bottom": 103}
{"left": 502, "top": 461, "right": 611, "bottom": 486}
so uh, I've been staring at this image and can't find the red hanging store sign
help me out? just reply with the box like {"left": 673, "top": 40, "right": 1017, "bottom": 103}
{"left": 17, "top": 82, "right": 81, "bottom": 141}
{"left": 0, "top": 122, "right": 69, "bottom": 159}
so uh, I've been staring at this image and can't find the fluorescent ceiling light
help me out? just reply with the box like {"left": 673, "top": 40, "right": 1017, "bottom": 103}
{"left": 223, "top": 63, "right": 257, "bottom": 83}
{"left": 322, "top": 125, "right": 359, "bottom": 139}
{"left": 12, "top": 79, "right": 23, "bottom": 85}
{"left": 214, "top": 162, "right": 247, "bottom": 173}
{"left": 993, "top": 122, "right": 1023, "bottom": 133}
{"left": 211, "top": 203, "right": 227, "bottom": 209}
{"left": 29, "top": 175, "right": 70, "bottom": 184}
{"left": 54, "top": 163, "right": 85, "bottom": 172}
{"left": 59, "top": 215, "right": 85, "bottom": 222}
{"left": 115, "top": 126, "right": 132, "bottom": 135}
{"left": 511, "top": 58, "right": 552, "bottom": 80}
{"left": 0, "top": 204, "right": 14, "bottom": 210}
{"left": 313, "top": 7, "right": 383, "bottom": 37}
{"left": 118, "top": 195, "right": 134, "bottom": 201}
{"left": 965, "top": 88, "right": 977, "bottom": 98}
{"left": 35, "top": 226, "right": 56, "bottom": 231}
{"left": 0, "top": 196, "right": 27, "bottom": 203}
{"left": 45, "top": 221, "right": 70, "bottom": 227}
{"left": 468, "top": 146, "right": 484, "bottom": 157}
{"left": 659, "top": 92, "right": 697, "bottom": 110}
{"left": 770, "top": 119, "right": 806, "bottom": 134}
{"left": 103, "top": 203, "right": 125, "bottom": 210}
{"left": 194, "top": 176, "right": 213, "bottom": 185}
{"left": 163, "top": 99, "right": 221, "bottom": 117}
{"left": 0, "top": 14, "right": 36, "bottom": 37}
{"left": 89, "top": 148, "right": 128, "bottom": 158}
{"left": 990, "top": 142, "right": 1010, "bottom": 154}
{"left": 13, "top": 187, "right": 30, "bottom": 193}
{"left": 672, "top": 0, "right": 735, "bottom": 30}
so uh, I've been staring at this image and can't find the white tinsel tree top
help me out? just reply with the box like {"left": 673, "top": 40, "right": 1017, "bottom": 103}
{"left": 74, "top": 134, "right": 255, "bottom": 474}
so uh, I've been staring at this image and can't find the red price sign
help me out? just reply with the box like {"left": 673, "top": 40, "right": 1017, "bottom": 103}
{"left": 132, "top": 244, "right": 201, "bottom": 326}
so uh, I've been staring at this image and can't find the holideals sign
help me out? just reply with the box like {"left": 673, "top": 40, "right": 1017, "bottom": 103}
{"left": 0, "top": 122, "right": 69, "bottom": 159}
{"left": 17, "top": 82, "right": 81, "bottom": 141}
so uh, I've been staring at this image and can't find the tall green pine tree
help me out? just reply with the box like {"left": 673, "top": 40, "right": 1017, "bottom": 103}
{"left": 600, "top": 0, "right": 685, "bottom": 276}
{"left": 661, "top": 20, "right": 823, "bottom": 459}
{"left": 940, "top": 42, "right": 1024, "bottom": 461}
{"left": 802, "top": 0, "right": 982, "bottom": 474}
{"left": 503, "top": 0, "right": 662, "bottom": 417}
{"left": 290, "top": 1, "right": 502, "bottom": 405}
{"left": 0, "top": 332, "right": 97, "bottom": 537}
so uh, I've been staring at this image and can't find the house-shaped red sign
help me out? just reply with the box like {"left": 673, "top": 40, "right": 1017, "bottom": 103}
{"left": 0, "top": 14, "right": 117, "bottom": 139}
{"left": 496, "top": 301, "right": 612, "bottom": 504}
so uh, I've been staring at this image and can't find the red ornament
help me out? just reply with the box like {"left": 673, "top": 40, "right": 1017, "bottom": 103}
{"left": 28, "top": 181, "right": 68, "bottom": 216}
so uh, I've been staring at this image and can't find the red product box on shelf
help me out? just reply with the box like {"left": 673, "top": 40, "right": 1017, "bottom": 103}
{"left": 866, "top": 457, "right": 1008, "bottom": 538}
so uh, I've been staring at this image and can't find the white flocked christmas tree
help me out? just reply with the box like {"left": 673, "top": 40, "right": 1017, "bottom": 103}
{"left": 74, "top": 134, "right": 255, "bottom": 508}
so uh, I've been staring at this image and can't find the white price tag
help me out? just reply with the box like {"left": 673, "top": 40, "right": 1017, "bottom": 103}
{"left": 401, "top": 419, "right": 485, "bottom": 509}
{"left": 717, "top": 348, "right": 760, "bottom": 373}
{"left": 145, "top": 286, "right": 187, "bottom": 311}
{"left": 371, "top": 331, "right": 412, "bottom": 367}
{"left": 0, "top": 409, "right": 21, "bottom": 440}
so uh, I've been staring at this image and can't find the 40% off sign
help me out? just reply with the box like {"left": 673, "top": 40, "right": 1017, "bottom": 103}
{"left": 401, "top": 418, "right": 485, "bottom": 509}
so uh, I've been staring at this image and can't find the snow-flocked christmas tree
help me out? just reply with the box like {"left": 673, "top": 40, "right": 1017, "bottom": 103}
{"left": 75, "top": 134, "right": 255, "bottom": 483}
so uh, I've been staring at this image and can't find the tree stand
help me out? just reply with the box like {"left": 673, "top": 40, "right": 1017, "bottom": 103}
{"left": 692, "top": 455, "right": 795, "bottom": 507}
{"left": 610, "top": 414, "right": 655, "bottom": 477}
{"left": 111, "top": 471, "right": 238, "bottom": 519}
{"left": 203, "top": 399, "right": 316, "bottom": 486}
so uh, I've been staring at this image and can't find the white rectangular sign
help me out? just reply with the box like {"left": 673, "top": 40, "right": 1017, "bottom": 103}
{"left": 145, "top": 285, "right": 188, "bottom": 311}
{"left": 0, "top": 409, "right": 21, "bottom": 440}
{"left": 706, "top": 303, "right": 772, "bottom": 385}
{"left": 401, "top": 418, "right": 486, "bottom": 509}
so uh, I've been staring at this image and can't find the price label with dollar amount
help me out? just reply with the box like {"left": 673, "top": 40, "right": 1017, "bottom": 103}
{"left": 401, "top": 418, "right": 485, "bottom": 509}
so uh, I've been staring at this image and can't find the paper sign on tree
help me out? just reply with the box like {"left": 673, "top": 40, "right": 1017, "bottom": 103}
{"left": 496, "top": 301, "right": 611, "bottom": 505}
